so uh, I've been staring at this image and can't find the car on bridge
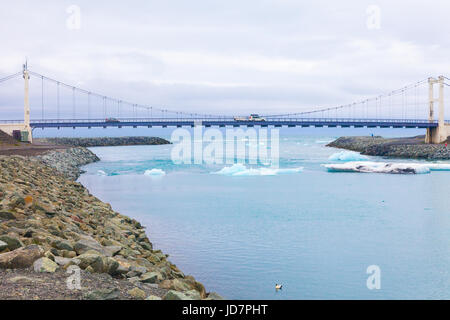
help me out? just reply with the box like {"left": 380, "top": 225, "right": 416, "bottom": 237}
{"left": 234, "top": 114, "right": 266, "bottom": 121}
{"left": 105, "top": 117, "right": 120, "bottom": 123}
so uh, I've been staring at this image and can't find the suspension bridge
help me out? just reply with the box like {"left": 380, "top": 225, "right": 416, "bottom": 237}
{"left": 0, "top": 62, "right": 449, "bottom": 143}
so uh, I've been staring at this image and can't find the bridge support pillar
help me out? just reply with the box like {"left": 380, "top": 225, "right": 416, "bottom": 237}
{"left": 23, "top": 62, "right": 32, "bottom": 143}
{"left": 425, "top": 76, "right": 447, "bottom": 144}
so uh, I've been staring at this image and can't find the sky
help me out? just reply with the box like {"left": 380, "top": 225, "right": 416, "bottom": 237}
{"left": 1, "top": 0, "right": 450, "bottom": 119}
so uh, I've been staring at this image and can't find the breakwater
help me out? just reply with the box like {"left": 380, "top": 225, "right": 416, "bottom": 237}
{"left": 35, "top": 136, "right": 171, "bottom": 148}
{"left": 327, "top": 136, "right": 450, "bottom": 160}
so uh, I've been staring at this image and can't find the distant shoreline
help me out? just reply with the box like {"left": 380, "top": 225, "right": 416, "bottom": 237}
{"left": 327, "top": 135, "right": 450, "bottom": 160}
{"left": 35, "top": 136, "right": 171, "bottom": 148}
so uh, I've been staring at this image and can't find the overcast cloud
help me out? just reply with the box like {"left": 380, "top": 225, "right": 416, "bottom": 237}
{"left": 1, "top": 0, "right": 450, "bottom": 118}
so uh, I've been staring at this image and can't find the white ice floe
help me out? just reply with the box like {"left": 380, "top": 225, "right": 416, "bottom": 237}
{"left": 425, "top": 163, "right": 450, "bottom": 171}
{"left": 315, "top": 140, "right": 334, "bottom": 144}
{"left": 328, "top": 151, "right": 369, "bottom": 162}
{"left": 144, "top": 168, "right": 166, "bottom": 176}
{"left": 212, "top": 163, "right": 304, "bottom": 176}
{"left": 97, "top": 170, "right": 107, "bottom": 176}
{"left": 322, "top": 161, "right": 450, "bottom": 174}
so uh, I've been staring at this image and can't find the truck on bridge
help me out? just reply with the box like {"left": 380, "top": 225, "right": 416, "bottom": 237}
{"left": 234, "top": 114, "right": 266, "bottom": 121}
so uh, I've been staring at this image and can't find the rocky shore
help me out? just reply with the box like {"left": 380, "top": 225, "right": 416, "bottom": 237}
{"left": 36, "top": 136, "right": 171, "bottom": 148}
{"left": 35, "top": 147, "right": 100, "bottom": 180}
{"left": 327, "top": 136, "right": 450, "bottom": 160}
{"left": 0, "top": 147, "right": 221, "bottom": 300}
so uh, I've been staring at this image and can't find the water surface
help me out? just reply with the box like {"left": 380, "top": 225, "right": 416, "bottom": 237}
{"left": 78, "top": 131, "right": 450, "bottom": 299}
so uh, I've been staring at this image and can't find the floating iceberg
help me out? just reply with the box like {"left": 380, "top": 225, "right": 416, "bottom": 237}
{"left": 144, "top": 168, "right": 166, "bottom": 176}
{"left": 426, "top": 163, "right": 450, "bottom": 171}
{"left": 328, "top": 151, "right": 369, "bottom": 162}
{"left": 97, "top": 170, "right": 107, "bottom": 176}
{"left": 315, "top": 140, "right": 334, "bottom": 144}
{"left": 212, "top": 164, "right": 303, "bottom": 176}
{"left": 322, "top": 161, "right": 434, "bottom": 174}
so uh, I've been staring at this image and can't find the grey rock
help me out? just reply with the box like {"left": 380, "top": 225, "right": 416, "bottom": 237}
{"left": 84, "top": 288, "right": 120, "bottom": 300}
{"left": 33, "top": 257, "right": 58, "bottom": 273}
{"left": 0, "top": 245, "right": 44, "bottom": 269}
{"left": 129, "top": 265, "right": 147, "bottom": 276}
{"left": 76, "top": 253, "right": 104, "bottom": 272}
{"left": 163, "top": 290, "right": 193, "bottom": 300}
{"left": 206, "top": 292, "right": 225, "bottom": 300}
{"left": 54, "top": 256, "right": 72, "bottom": 266}
{"left": 53, "top": 240, "right": 74, "bottom": 252}
{"left": 127, "top": 287, "right": 146, "bottom": 300}
{"left": 73, "top": 238, "right": 104, "bottom": 255}
{"left": 140, "top": 272, "right": 159, "bottom": 284}
{"left": 104, "top": 245, "right": 122, "bottom": 257}
{"left": 0, "top": 211, "right": 16, "bottom": 220}
{"left": 0, "top": 240, "right": 8, "bottom": 251}
{"left": 145, "top": 295, "right": 162, "bottom": 300}
{"left": 0, "top": 235, "right": 24, "bottom": 251}
{"left": 184, "top": 290, "right": 202, "bottom": 300}
{"left": 128, "top": 276, "right": 141, "bottom": 284}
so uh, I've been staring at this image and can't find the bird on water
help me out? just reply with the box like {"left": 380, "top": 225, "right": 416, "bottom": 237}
{"left": 275, "top": 284, "right": 283, "bottom": 290}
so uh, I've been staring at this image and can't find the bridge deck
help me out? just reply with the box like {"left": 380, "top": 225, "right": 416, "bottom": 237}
{"left": 25, "top": 118, "right": 440, "bottom": 129}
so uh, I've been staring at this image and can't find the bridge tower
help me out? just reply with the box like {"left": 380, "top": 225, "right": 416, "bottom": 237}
{"left": 0, "top": 61, "right": 33, "bottom": 142}
{"left": 425, "top": 76, "right": 448, "bottom": 144}
{"left": 23, "top": 61, "right": 32, "bottom": 142}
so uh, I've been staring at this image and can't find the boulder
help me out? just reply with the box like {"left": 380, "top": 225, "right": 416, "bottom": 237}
{"left": 135, "top": 257, "right": 154, "bottom": 269}
{"left": 145, "top": 295, "right": 162, "bottom": 300}
{"left": 128, "top": 276, "right": 140, "bottom": 284}
{"left": 184, "top": 276, "right": 207, "bottom": 299}
{"left": 0, "top": 211, "right": 16, "bottom": 220}
{"left": 76, "top": 252, "right": 104, "bottom": 272}
{"left": 103, "top": 257, "right": 119, "bottom": 275}
{"left": 104, "top": 245, "right": 122, "bottom": 257}
{"left": 163, "top": 290, "right": 193, "bottom": 300}
{"left": 62, "top": 250, "right": 77, "bottom": 258}
{"left": 146, "top": 254, "right": 161, "bottom": 264}
{"left": 84, "top": 288, "right": 120, "bottom": 300}
{"left": 0, "top": 245, "right": 44, "bottom": 269}
{"left": 115, "top": 263, "right": 129, "bottom": 275}
{"left": 73, "top": 238, "right": 104, "bottom": 255}
{"left": 44, "top": 251, "right": 55, "bottom": 261}
{"left": 159, "top": 278, "right": 193, "bottom": 292}
{"left": 206, "top": 292, "right": 225, "bottom": 300}
{"left": 184, "top": 289, "right": 202, "bottom": 300}
{"left": 0, "top": 240, "right": 8, "bottom": 252}
{"left": 140, "top": 242, "right": 152, "bottom": 251}
{"left": 129, "top": 265, "right": 147, "bottom": 276}
{"left": 33, "top": 257, "right": 58, "bottom": 273}
{"left": 127, "top": 287, "right": 146, "bottom": 300}
{"left": 0, "top": 235, "right": 24, "bottom": 251}
{"left": 54, "top": 256, "right": 72, "bottom": 266}
{"left": 52, "top": 240, "right": 74, "bottom": 252}
{"left": 140, "top": 272, "right": 159, "bottom": 284}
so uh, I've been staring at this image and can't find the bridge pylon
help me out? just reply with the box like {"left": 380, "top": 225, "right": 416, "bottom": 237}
{"left": 425, "top": 75, "right": 448, "bottom": 144}
{"left": 23, "top": 61, "right": 32, "bottom": 142}
{"left": 0, "top": 61, "right": 33, "bottom": 142}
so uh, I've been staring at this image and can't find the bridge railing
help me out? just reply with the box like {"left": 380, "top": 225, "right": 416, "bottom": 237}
{"left": 23, "top": 117, "right": 439, "bottom": 124}
{"left": 1, "top": 117, "right": 446, "bottom": 125}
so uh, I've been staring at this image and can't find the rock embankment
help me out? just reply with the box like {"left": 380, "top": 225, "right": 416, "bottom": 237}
{"left": 327, "top": 136, "right": 450, "bottom": 160}
{"left": 36, "top": 137, "right": 171, "bottom": 148}
{"left": 0, "top": 154, "right": 221, "bottom": 300}
{"left": 34, "top": 147, "right": 100, "bottom": 180}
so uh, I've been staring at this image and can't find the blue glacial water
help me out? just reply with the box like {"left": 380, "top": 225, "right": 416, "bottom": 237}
{"left": 76, "top": 129, "right": 450, "bottom": 300}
